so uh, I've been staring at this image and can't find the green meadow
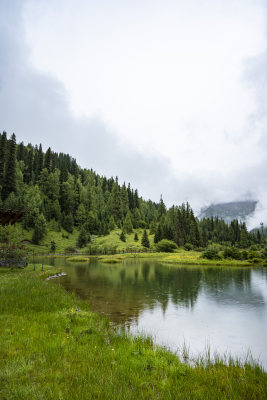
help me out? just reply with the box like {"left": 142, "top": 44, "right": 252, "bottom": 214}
{"left": 0, "top": 265, "right": 266, "bottom": 399}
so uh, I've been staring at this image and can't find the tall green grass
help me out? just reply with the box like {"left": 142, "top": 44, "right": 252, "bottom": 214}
{"left": 0, "top": 266, "right": 266, "bottom": 399}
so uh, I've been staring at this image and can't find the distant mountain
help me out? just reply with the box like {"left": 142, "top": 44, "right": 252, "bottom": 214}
{"left": 198, "top": 201, "right": 258, "bottom": 223}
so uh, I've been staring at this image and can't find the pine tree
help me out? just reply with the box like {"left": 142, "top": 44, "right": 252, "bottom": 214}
{"left": 158, "top": 195, "right": 166, "bottom": 219}
{"left": 77, "top": 225, "right": 91, "bottom": 248}
{"left": 110, "top": 181, "right": 122, "bottom": 224}
{"left": 149, "top": 219, "right": 157, "bottom": 234}
{"left": 0, "top": 131, "right": 7, "bottom": 194}
{"left": 24, "top": 148, "right": 33, "bottom": 184}
{"left": 44, "top": 147, "right": 52, "bottom": 172}
{"left": 2, "top": 133, "right": 16, "bottom": 201}
{"left": 123, "top": 211, "right": 133, "bottom": 233}
{"left": 141, "top": 229, "right": 150, "bottom": 248}
{"left": 34, "top": 144, "right": 43, "bottom": 182}
{"left": 120, "top": 230, "right": 126, "bottom": 242}
{"left": 17, "top": 141, "right": 25, "bottom": 161}
{"left": 108, "top": 215, "right": 116, "bottom": 231}
{"left": 133, "top": 189, "right": 139, "bottom": 208}
{"left": 61, "top": 212, "right": 74, "bottom": 233}
{"left": 134, "top": 232, "right": 139, "bottom": 241}
{"left": 154, "top": 224, "right": 162, "bottom": 243}
{"left": 32, "top": 213, "right": 47, "bottom": 244}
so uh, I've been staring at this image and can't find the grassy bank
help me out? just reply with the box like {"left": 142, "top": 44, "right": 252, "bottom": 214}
{"left": 91, "top": 251, "right": 252, "bottom": 267}
{"left": 0, "top": 266, "right": 266, "bottom": 399}
{"left": 12, "top": 223, "right": 265, "bottom": 267}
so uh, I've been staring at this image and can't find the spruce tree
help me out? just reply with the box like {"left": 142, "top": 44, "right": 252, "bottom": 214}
{"left": 24, "top": 149, "right": 33, "bottom": 184}
{"left": 36, "top": 144, "right": 43, "bottom": 180}
{"left": 108, "top": 216, "right": 116, "bottom": 231}
{"left": 44, "top": 147, "right": 52, "bottom": 172}
{"left": 141, "top": 229, "right": 150, "bottom": 248}
{"left": 158, "top": 195, "right": 166, "bottom": 219}
{"left": 123, "top": 211, "right": 133, "bottom": 233}
{"left": 0, "top": 131, "right": 7, "bottom": 195}
{"left": 120, "top": 230, "right": 126, "bottom": 242}
{"left": 77, "top": 225, "right": 91, "bottom": 248}
{"left": 154, "top": 224, "right": 162, "bottom": 243}
{"left": 2, "top": 133, "right": 16, "bottom": 201}
{"left": 134, "top": 232, "right": 139, "bottom": 241}
{"left": 32, "top": 213, "right": 47, "bottom": 244}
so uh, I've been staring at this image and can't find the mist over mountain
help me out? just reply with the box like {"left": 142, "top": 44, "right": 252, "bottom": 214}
{"left": 198, "top": 201, "right": 258, "bottom": 225}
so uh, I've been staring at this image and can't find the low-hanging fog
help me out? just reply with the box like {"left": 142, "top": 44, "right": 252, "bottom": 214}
{"left": 1, "top": 0, "right": 267, "bottom": 228}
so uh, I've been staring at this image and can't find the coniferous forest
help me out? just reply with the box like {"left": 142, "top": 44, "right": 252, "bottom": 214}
{"left": 0, "top": 132, "right": 262, "bottom": 251}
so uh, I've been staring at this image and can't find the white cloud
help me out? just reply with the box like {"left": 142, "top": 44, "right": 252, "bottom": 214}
{"left": 1, "top": 0, "right": 267, "bottom": 226}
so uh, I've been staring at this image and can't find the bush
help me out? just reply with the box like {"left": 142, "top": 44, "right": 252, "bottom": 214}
{"left": 248, "top": 251, "right": 257, "bottom": 260}
{"left": 184, "top": 243, "right": 193, "bottom": 251}
{"left": 202, "top": 246, "right": 221, "bottom": 260}
{"left": 0, "top": 246, "right": 26, "bottom": 260}
{"left": 261, "top": 247, "right": 267, "bottom": 259}
{"left": 194, "top": 247, "right": 204, "bottom": 252}
{"left": 65, "top": 246, "right": 77, "bottom": 254}
{"left": 250, "top": 258, "right": 261, "bottom": 264}
{"left": 223, "top": 247, "right": 242, "bottom": 260}
{"left": 50, "top": 241, "right": 56, "bottom": 252}
{"left": 241, "top": 250, "right": 248, "bottom": 260}
{"left": 156, "top": 239, "right": 178, "bottom": 253}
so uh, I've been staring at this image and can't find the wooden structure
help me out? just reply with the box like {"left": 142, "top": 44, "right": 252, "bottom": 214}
{"left": 0, "top": 209, "right": 25, "bottom": 226}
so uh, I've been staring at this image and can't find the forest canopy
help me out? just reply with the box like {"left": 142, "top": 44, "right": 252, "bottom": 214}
{"left": 0, "top": 132, "right": 261, "bottom": 248}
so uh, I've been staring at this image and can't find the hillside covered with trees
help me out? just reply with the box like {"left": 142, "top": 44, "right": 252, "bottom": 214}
{"left": 0, "top": 132, "right": 262, "bottom": 252}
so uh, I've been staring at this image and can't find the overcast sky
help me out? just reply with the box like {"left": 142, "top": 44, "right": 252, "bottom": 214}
{"left": 1, "top": 0, "right": 267, "bottom": 227}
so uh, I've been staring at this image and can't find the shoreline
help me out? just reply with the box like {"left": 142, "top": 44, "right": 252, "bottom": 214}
{"left": 0, "top": 265, "right": 266, "bottom": 399}
{"left": 31, "top": 251, "right": 260, "bottom": 268}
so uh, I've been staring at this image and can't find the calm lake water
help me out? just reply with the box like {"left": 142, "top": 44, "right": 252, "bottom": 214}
{"left": 42, "top": 257, "right": 267, "bottom": 369}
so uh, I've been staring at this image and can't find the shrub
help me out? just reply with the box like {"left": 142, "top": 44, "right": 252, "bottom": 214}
{"left": 65, "top": 246, "right": 77, "bottom": 253}
{"left": 241, "top": 250, "right": 248, "bottom": 260}
{"left": 156, "top": 239, "right": 178, "bottom": 253}
{"left": 261, "top": 247, "right": 267, "bottom": 259}
{"left": 202, "top": 246, "right": 221, "bottom": 260}
{"left": 248, "top": 251, "right": 256, "bottom": 260}
{"left": 50, "top": 241, "right": 56, "bottom": 252}
{"left": 0, "top": 246, "right": 26, "bottom": 260}
{"left": 250, "top": 258, "right": 261, "bottom": 264}
{"left": 184, "top": 243, "right": 193, "bottom": 251}
{"left": 223, "top": 247, "right": 242, "bottom": 260}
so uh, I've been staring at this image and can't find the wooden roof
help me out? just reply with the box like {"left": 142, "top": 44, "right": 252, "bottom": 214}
{"left": 0, "top": 209, "right": 25, "bottom": 226}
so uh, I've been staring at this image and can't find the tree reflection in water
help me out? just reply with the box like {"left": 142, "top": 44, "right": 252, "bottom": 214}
{"left": 43, "top": 257, "right": 267, "bottom": 328}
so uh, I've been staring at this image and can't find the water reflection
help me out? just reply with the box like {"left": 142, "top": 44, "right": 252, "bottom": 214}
{"left": 44, "top": 258, "right": 266, "bottom": 323}
{"left": 42, "top": 257, "right": 267, "bottom": 368}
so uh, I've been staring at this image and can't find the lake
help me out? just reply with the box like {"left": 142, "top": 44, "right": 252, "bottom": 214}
{"left": 41, "top": 257, "right": 267, "bottom": 369}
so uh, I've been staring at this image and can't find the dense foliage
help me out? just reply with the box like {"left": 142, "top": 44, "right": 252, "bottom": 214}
{"left": 0, "top": 132, "right": 263, "bottom": 248}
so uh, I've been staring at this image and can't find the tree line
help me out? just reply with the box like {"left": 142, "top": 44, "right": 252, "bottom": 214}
{"left": 0, "top": 132, "right": 262, "bottom": 248}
